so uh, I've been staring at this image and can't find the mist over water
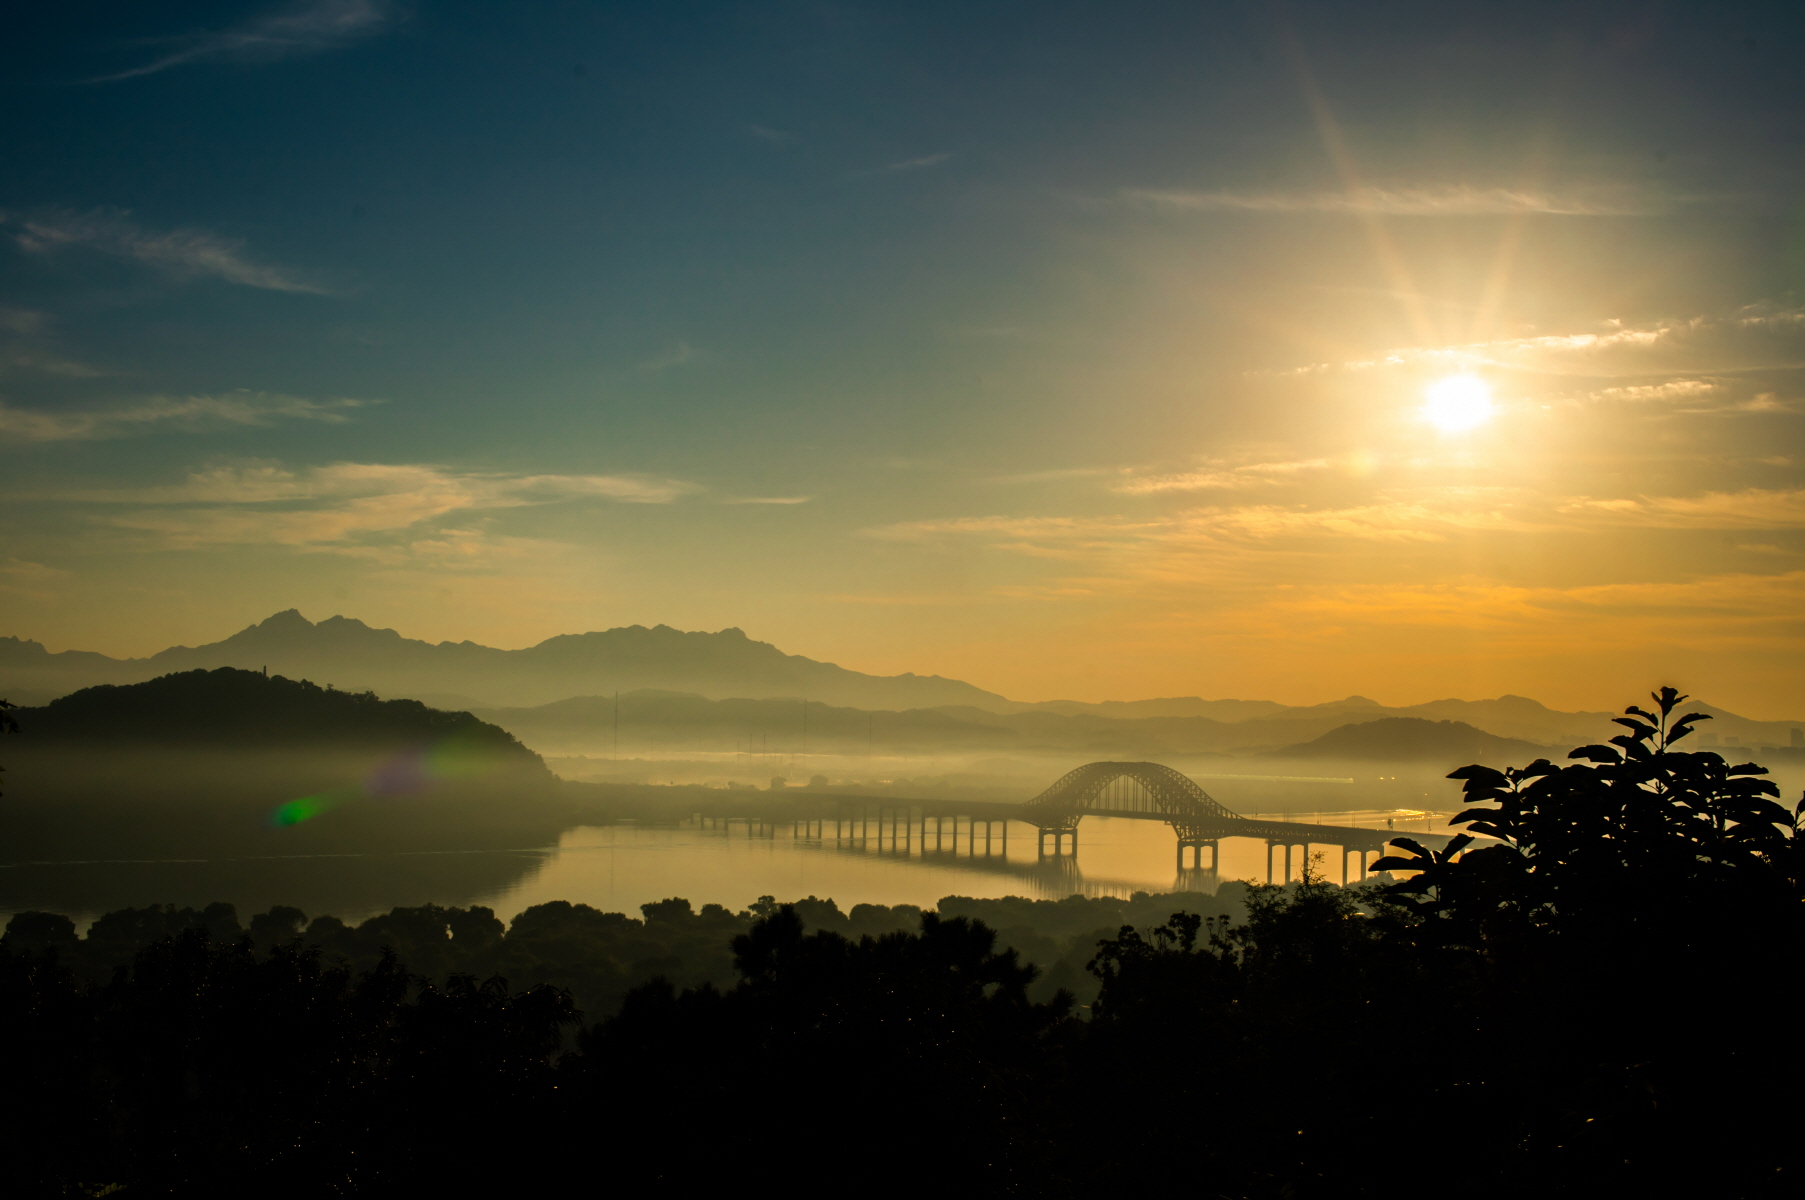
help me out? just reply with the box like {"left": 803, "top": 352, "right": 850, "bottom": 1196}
{"left": 0, "top": 800, "right": 1451, "bottom": 933}
{"left": 8, "top": 725, "right": 1796, "bottom": 932}
{"left": 496, "top": 815, "right": 1263, "bottom": 918}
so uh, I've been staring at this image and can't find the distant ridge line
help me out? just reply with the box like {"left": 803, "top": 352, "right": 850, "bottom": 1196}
{"left": 4, "top": 611, "right": 1803, "bottom": 748}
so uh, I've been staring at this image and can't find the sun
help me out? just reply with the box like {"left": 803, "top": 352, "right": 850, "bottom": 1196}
{"left": 1422, "top": 374, "right": 1494, "bottom": 433}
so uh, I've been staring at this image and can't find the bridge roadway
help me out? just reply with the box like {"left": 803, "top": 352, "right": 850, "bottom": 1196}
{"left": 686, "top": 761, "right": 1455, "bottom": 885}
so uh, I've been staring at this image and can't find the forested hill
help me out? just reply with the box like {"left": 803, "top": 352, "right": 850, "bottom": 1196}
{"left": 1274, "top": 716, "right": 1550, "bottom": 763}
{"left": 14, "top": 668, "right": 545, "bottom": 770}
{"left": 1, "top": 669, "right": 564, "bottom": 860}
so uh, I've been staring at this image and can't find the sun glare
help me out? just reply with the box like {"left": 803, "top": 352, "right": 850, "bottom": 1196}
{"left": 1422, "top": 374, "right": 1494, "bottom": 433}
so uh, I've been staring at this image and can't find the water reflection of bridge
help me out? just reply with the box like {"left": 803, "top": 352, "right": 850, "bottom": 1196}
{"left": 691, "top": 760, "right": 1451, "bottom": 887}
{"left": 689, "top": 810, "right": 1213, "bottom": 900}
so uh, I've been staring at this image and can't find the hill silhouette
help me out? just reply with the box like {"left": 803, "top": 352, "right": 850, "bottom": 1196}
{"left": 7, "top": 612, "right": 1802, "bottom": 751}
{"left": 0, "top": 610, "right": 1011, "bottom": 710}
{"left": 1271, "top": 716, "right": 1550, "bottom": 763}
{"left": 21, "top": 668, "right": 546, "bottom": 763}
{"left": 479, "top": 689, "right": 1588, "bottom": 765}
{"left": 2, "top": 669, "right": 566, "bottom": 861}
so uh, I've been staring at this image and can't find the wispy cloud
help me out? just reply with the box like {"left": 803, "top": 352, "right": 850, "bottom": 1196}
{"left": 858, "top": 153, "right": 952, "bottom": 176}
{"left": 987, "top": 466, "right": 1121, "bottom": 486}
{"left": 45, "top": 461, "right": 700, "bottom": 550}
{"left": 1591, "top": 380, "right": 1719, "bottom": 403}
{"left": 1122, "top": 183, "right": 1675, "bottom": 217}
{"left": 0, "top": 558, "right": 70, "bottom": 580}
{"left": 7, "top": 209, "right": 329, "bottom": 294}
{"left": 1277, "top": 306, "right": 1805, "bottom": 380}
{"left": 874, "top": 494, "right": 1540, "bottom": 550}
{"left": 748, "top": 124, "right": 796, "bottom": 144}
{"left": 639, "top": 342, "right": 704, "bottom": 372}
{"left": 0, "top": 557, "right": 72, "bottom": 601}
{"left": 2, "top": 352, "right": 108, "bottom": 379}
{"left": 0, "top": 309, "right": 44, "bottom": 335}
{"left": 871, "top": 484, "right": 1805, "bottom": 560}
{"left": 1556, "top": 488, "right": 1805, "bottom": 530}
{"left": 0, "top": 393, "right": 370, "bottom": 442}
{"left": 1113, "top": 457, "right": 1333, "bottom": 496}
{"left": 724, "top": 495, "right": 812, "bottom": 505}
{"left": 1582, "top": 379, "right": 1796, "bottom": 416}
{"left": 88, "top": 0, "right": 401, "bottom": 83}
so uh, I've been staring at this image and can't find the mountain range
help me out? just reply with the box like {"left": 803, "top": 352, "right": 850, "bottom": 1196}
{"left": 0, "top": 610, "right": 1009, "bottom": 711}
{"left": 4, "top": 610, "right": 1802, "bottom": 750}
{"left": 472, "top": 691, "right": 1567, "bottom": 763}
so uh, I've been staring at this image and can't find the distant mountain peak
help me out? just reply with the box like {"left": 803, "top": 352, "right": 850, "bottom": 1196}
{"left": 31, "top": 609, "right": 1013, "bottom": 710}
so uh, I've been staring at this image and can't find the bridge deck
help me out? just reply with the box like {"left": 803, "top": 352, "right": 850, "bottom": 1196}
{"left": 689, "top": 793, "right": 1454, "bottom": 849}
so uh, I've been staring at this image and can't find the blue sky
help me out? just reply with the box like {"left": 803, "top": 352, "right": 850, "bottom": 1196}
{"left": 4, "top": 1, "right": 1805, "bottom": 712}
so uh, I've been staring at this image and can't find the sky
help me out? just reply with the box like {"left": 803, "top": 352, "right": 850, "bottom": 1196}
{"left": 3, "top": 0, "right": 1804, "bottom": 715}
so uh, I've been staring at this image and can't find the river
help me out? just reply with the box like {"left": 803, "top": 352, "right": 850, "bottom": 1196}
{"left": 0, "top": 809, "right": 1437, "bottom": 932}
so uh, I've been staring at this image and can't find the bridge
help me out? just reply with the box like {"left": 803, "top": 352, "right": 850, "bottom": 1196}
{"left": 687, "top": 761, "right": 1448, "bottom": 885}
{"left": 1013, "top": 760, "right": 1412, "bottom": 884}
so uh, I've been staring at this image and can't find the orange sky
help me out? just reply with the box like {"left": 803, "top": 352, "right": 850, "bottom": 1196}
{"left": 3, "top": 4, "right": 1802, "bottom": 718}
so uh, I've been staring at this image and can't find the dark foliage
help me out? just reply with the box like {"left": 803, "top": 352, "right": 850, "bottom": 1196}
{"left": 0, "top": 694, "right": 15, "bottom": 797}
{"left": 1357, "top": 687, "right": 1804, "bottom": 1197}
{"left": 2, "top": 689, "right": 1796, "bottom": 1197}
{"left": 1, "top": 928, "right": 576, "bottom": 1197}
{"left": 568, "top": 908, "right": 1077, "bottom": 1187}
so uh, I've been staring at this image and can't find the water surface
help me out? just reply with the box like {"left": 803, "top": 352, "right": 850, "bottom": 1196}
{"left": 0, "top": 809, "right": 1431, "bottom": 932}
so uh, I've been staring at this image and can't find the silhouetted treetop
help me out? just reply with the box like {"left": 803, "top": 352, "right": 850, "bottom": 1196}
{"left": 1373, "top": 687, "right": 1799, "bottom": 940}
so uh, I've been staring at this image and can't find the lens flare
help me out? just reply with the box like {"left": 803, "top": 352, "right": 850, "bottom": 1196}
{"left": 271, "top": 790, "right": 348, "bottom": 827}
{"left": 1422, "top": 374, "right": 1494, "bottom": 433}
{"left": 269, "top": 733, "right": 500, "bottom": 828}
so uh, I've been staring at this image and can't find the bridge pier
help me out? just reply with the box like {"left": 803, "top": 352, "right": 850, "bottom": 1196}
{"left": 1340, "top": 845, "right": 1382, "bottom": 884}
{"left": 1266, "top": 839, "right": 1311, "bottom": 884}
{"left": 876, "top": 805, "right": 911, "bottom": 850}
{"left": 917, "top": 812, "right": 1010, "bottom": 857}
{"left": 1175, "top": 840, "right": 1218, "bottom": 871}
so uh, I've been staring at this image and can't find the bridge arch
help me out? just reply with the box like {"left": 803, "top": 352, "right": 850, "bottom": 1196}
{"left": 1020, "top": 761, "right": 1240, "bottom": 843}
{"left": 1010, "top": 760, "right": 1422, "bottom": 878}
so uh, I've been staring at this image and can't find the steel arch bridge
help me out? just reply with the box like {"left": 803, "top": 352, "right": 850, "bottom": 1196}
{"left": 1021, "top": 761, "right": 1241, "bottom": 842}
{"left": 1017, "top": 761, "right": 1400, "bottom": 873}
